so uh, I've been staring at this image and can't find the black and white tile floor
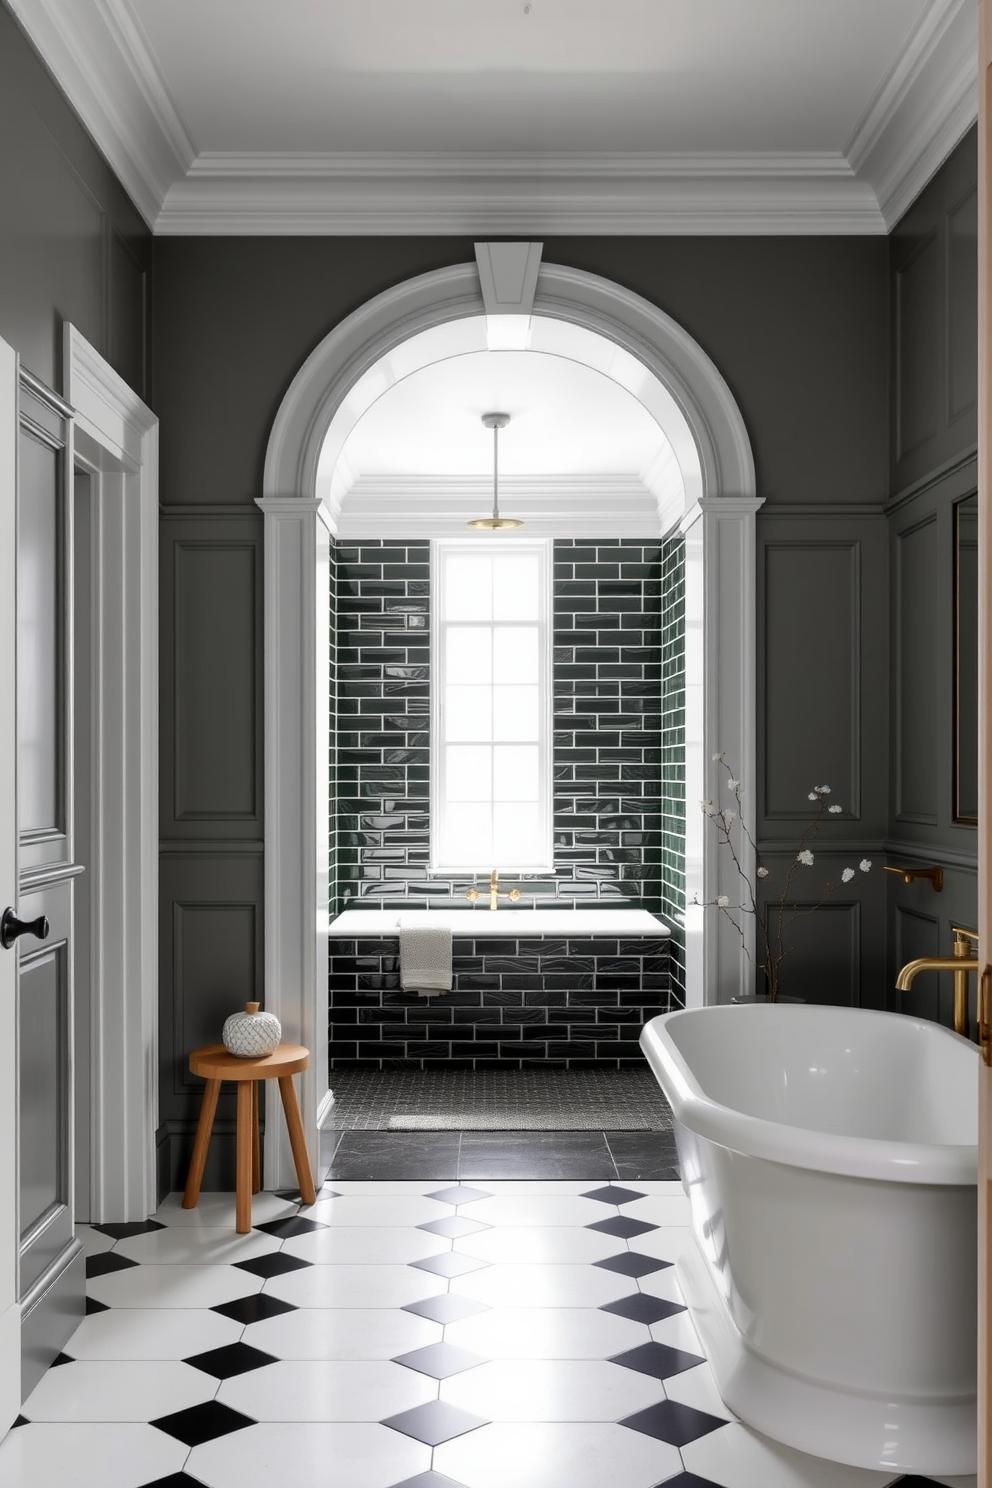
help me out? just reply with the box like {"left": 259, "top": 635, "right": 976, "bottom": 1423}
{"left": 0, "top": 1181, "right": 976, "bottom": 1488}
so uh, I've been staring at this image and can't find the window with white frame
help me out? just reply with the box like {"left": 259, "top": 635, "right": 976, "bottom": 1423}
{"left": 431, "top": 539, "right": 552, "bottom": 872}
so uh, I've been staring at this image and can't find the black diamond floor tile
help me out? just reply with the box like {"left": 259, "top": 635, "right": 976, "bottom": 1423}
{"left": 653, "top": 1475, "right": 726, "bottom": 1488}
{"left": 582, "top": 1184, "right": 646, "bottom": 1205}
{"left": 611, "top": 1341, "right": 706, "bottom": 1381}
{"left": 427, "top": 1185, "right": 491, "bottom": 1205}
{"left": 234, "top": 1251, "right": 311, "bottom": 1279}
{"left": 185, "top": 1342, "right": 278, "bottom": 1379}
{"left": 411, "top": 1252, "right": 488, "bottom": 1279}
{"left": 602, "top": 1293, "right": 686, "bottom": 1324}
{"left": 151, "top": 1400, "right": 254, "bottom": 1446}
{"left": 595, "top": 1251, "right": 671, "bottom": 1278}
{"left": 620, "top": 1398, "right": 727, "bottom": 1446}
{"left": 92, "top": 1219, "right": 166, "bottom": 1240}
{"left": 383, "top": 1399, "right": 488, "bottom": 1447}
{"left": 393, "top": 1342, "right": 486, "bottom": 1380}
{"left": 10, "top": 1416, "right": 27, "bottom": 1429}
{"left": 403, "top": 1294, "right": 489, "bottom": 1325}
{"left": 212, "top": 1293, "right": 297, "bottom": 1325}
{"left": 84, "top": 1296, "right": 109, "bottom": 1315}
{"left": 140, "top": 1477, "right": 208, "bottom": 1488}
{"left": 418, "top": 1216, "right": 489, "bottom": 1239}
{"left": 50, "top": 1352, "right": 73, "bottom": 1367}
{"left": 390, "top": 1473, "right": 470, "bottom": 1488}
{"left": 254, "top": 1214, "right": 327, "bottom": 1238}
{"left": 586, "top": 1215, "right": 658, "bottom": 1239}
{"left": 85, "top": 1251, "right": 138, "bottom": 1279}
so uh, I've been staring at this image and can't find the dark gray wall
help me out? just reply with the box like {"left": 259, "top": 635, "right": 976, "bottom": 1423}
{"left": 0, "top": 3, "right": 149, "bottom": 396}
{"left": 152, "top": 230, "right": 889, "bottom": 1168}
{"left": 884, "top": 129, "right": 978, "bottom": 1030}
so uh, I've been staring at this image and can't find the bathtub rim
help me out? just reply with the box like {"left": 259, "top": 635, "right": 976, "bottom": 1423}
{"left": 640, "top": 1004, "right": 978, "bottom": 1186}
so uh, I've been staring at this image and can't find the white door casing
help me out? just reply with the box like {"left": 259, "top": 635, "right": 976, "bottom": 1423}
{"left": 63, "top": 326, "right": 159, "bottom": 1222}
{"left": 259, "top": 254, "right": 759, "bottom": 1187}
{"left": 0, "top": 333, "right": 21, "bottom": 1427}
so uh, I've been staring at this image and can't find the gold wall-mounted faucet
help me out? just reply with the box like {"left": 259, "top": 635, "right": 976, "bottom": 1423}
{"left": 895, "top": 927, "right": 979, "bottom": 1038}
{"left": 466, "top": 869, "right": 521, "bottom": 912}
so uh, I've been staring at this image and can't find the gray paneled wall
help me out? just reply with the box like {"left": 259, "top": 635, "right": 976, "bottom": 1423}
{"left": 157, "top": 508, "right": 265, "bottom": 1191}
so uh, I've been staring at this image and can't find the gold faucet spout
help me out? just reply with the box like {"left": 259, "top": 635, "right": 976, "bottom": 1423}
{"left": 466, "top": 868, "right": 522, "bottom": 911}
{"left": 894, "top": 955, "right": 979, "bottom": 991}
{"left": 894, "top": 930, "right": 979, "bottom": 1037}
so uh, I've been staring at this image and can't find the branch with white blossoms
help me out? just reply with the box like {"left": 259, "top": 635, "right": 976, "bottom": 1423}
{"left": 695, "top": 760, "right": 872, "bottom": 1002}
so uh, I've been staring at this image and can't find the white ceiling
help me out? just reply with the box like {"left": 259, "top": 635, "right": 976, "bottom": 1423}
{"left": 7, "top": 0, "right": 977, "bottom": 233}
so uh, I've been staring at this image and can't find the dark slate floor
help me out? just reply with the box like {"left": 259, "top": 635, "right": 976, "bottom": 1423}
{"left": 321, "top": 1127, "right": 680, "bottom": 1182}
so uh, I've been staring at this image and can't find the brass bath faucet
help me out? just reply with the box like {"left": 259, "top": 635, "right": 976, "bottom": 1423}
{"left": 466, "top": 869, "right": 521, "bottom": 912}
{"left": 895, "top": 928, "right": 979, "bottom": 1038}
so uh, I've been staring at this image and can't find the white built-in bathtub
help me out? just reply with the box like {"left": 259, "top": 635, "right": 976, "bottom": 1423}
{"left": 640, "top": 1003, "right": 978, "bottom": 1477}
{"left": 328, "top": 908, "right": 668, "bottom": 937}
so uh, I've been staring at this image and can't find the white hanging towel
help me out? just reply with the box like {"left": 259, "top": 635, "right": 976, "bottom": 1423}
{"left": 399, "top": 920, "right": 453, "bottom": 997}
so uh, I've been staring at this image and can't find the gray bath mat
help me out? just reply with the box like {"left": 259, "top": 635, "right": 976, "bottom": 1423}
{"left": 327, "top": 1070, "right": 674, "bottom": 1132}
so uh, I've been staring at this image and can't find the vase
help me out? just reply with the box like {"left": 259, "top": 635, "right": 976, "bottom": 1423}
{"left": 222, "top": 1001, "right": 281, "bottom": 1058}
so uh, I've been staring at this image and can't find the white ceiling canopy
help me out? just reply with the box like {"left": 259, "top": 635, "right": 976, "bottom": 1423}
{"left": 7, "top": 0, "right": 976, "bottom": 233}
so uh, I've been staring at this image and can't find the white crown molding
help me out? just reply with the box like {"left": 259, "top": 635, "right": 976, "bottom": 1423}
{"left": 846, "top": 0, "right": 976, "bottom": 228}
{"left": 11, "top": 0, "right": 979, "bottom": 235}
{"left": 6, "top": 0, "right": 192, "bottom": 227}
{"left": 155, "top": 156, "right": 883, "bottom": 235}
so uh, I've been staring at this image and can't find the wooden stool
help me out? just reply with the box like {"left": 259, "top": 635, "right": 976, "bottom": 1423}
{"left": 183, "top": 1043, "right": 317, "bottom": 1233}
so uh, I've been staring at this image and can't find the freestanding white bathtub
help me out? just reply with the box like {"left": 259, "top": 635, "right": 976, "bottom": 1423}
{"left": 640, "top": 1003, "right": 978, "bottom": 1477}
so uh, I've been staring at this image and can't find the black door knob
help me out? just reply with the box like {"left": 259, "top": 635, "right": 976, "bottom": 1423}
{"left": 0, "top": 908, "right": 50, "bottom": 951}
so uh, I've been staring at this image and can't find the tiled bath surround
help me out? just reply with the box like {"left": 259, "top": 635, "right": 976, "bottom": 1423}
{"left": 328, "top": 932, "right": 671, "bottom": 1070}
{"left": 329, "top": 538, "right": 684, "bottom": 1068}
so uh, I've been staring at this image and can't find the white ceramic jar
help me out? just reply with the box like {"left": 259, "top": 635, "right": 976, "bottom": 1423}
{"left": 222, "top": 1001, "right": 282, "bottom": 1058}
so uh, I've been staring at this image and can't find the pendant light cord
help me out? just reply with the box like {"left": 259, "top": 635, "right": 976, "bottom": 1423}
{"left": 491, "top": 420, "right": 500, "bottom": 522}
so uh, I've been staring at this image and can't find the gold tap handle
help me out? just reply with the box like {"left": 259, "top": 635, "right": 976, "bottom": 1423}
{"left": 465, "top": 887, "right": 480, "bottom": 903}
{"left": 507, "top": 889, "right": 521, "bottom": 902}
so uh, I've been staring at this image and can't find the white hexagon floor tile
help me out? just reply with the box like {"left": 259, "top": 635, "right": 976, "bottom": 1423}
{"left": 454, "top": 1226, "right": 619, "bottom": 1264}
{"left": 648, "top": 1309, "right": 705, "bottom": 1354}
{"left": 434, "top": 1420, "right": 681, "bottom": 1488}
{"left": 680, "top": 1421, "right": 905, "bottom": 1488}
{"left": 628, "top": 1224, "right": 695, "bottom": 1263}
{"left": 661, "top": 1359, "right": 734, "bottom": 1420}
{"left": 262, "top": 1261, "right": 441, "bottom": 1309}
{"left": 0, "top": 1422, "right": 187, "bottom": 1487}
{"left": 281, "top": 1224, "right": 446, "bottom": 1265}
{"left": 242, "top": 1305, "right": 441, "bottom": 1361}
{"left": 114, "top": 1224, "right": 281, "bottom": 1266}
{"left": 22, "top": 1359, "right": 214, "bottom": 1422}
{"left": 306, "top": 1195, "right": 449, "bottom": 1227}
{"left": 444, "top": 1306, "right": 649, "bottom": 1360}
{"left": 618, "top": 1194, "right": 692, "bottom": 1227}
{"left": 217, "top": 1359, "right": 436, "bottom": 1421}
{"left": 441, "top": 1359, "right": 665, "bottom": 1422}
{"left": 66, "top": 1306, "right": 243, "bottom": 1361}
{"left": 155, "top": 1191, "right": 299, "bottom": 1228}
{"left": 451, "top": 1261, "right": 632, "bottom": 1309}
{"left": 87, "top": 1262, "right": 262, "bottom": 1309}
{"left": 464, "top": 1194, "right": 607, "bottom": 1228}
{"left": 187, "top": 1420, "right": 431, "bottom": 1488}
{"left": 75, "top": 1224, "right": 116, "bottom": 1257}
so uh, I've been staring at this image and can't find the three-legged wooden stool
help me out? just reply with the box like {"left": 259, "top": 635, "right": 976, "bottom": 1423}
{"left": 182, "top": 1042, "right": 317, "bottom": 1232}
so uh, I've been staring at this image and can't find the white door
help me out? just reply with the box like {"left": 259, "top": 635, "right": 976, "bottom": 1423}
{"left": 0, "top": 334, "right": 22, "bottom": 1427}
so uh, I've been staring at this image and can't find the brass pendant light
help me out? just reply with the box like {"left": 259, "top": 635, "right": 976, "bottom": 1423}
{"left": 467, "top": 412, "right": 523, "bottom": 530}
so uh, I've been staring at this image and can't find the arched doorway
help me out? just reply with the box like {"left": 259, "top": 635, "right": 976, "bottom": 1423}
{"left": 259, "top": 254, "right": 759, "bottom": 1186}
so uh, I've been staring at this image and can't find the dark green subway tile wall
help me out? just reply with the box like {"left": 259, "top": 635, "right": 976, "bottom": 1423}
{"left": 331, "top": 538, "right": 668, "bottom": 911}
{"left": 659, "top": 534, "right": 686, "bottom": 1006}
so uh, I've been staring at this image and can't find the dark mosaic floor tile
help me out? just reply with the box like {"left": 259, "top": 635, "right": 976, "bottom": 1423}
{"left": 602, "top": 1293, "right": 685, "bottom": 1324}
{"left": 234, "top": 1251, "right": 311, "bottom": 1279}
{"left": 389, "top": 1473, "right": 470, "bottom": 1488}
{"left": 151, "top": 1400, "right": 254, "bottom": 1446}
{"left": 586, "top": 1215, "right": 658, "bottom": 1239}
{"left": 620, "top": 1398, "right": 726, "bottom": 1446}
{"left": 611, "top": 1340, "right": 705, "bottom": 1380}
{"left": 418, "top": 1216, "right": 489, "bottom": 1239}
{"left": 427, "top": 1185, "right": 491, "bottom": 1205}
{"left": 184, "top": 1342, "right": 278, "bottom": 1379}
{"left": 85, "top": 1251, "right": 138, "bottom": 1279}
{"left": 92, "top": 1219, "right": 166, "bottom": 1240}
{"left": 595, "top": 1251, "right": 670, "bottom": 1278}
{"left": 581, "top": 1184, "right": 646, "bottom": 1205}
{"left": 84, "top": 1296, "right": 109, "bottom": 1315}
{"left": 383, "top": 1399, "right": 488, "bottom": 1447}
{"left": 403, "top": 1294, "right": 489, "bottom": 1325}
{"left": 254, "top": 1214, "right": 328, "bottom": 1239}
{"left": 393, "top": 1342, "right": 486, "bottom": 1380}
{"left": 212, "top": 1293, "right": 297, "bottom": 1325}
{"left": 411, "top": 1252, "right": 488, "bottom": 1279}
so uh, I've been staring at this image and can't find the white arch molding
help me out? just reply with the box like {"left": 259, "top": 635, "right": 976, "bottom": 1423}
{"left": 259, "top": 258, "right": 761, "bottom": 1188}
